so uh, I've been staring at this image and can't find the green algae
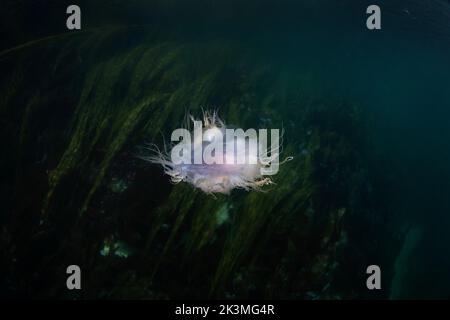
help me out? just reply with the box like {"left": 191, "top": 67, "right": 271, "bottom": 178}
{"left": 0, "top": 26, "right": 383, "bottom": 299}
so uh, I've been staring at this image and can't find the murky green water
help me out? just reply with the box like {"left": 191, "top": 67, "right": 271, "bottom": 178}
{"left": 1, "top": 0, "right": 450, "bottom": 299}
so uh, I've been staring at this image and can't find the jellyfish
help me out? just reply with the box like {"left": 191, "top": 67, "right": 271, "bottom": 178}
{"left": 142, "top": 110, "right": 292, "bottom": 195}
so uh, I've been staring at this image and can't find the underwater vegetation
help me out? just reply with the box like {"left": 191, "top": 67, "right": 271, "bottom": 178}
{"left": 0, "top": 24, "right": 397, "bottom": 299}
{"left": 7, "top": 0, "right": 450, "bottom": 299}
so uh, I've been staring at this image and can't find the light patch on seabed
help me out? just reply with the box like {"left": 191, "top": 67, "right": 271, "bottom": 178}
{"left": 100, "top": 238, "right": 135, "bottom": 258}
{"left": 389, "top": 227, "right": 422, "bottom": 299}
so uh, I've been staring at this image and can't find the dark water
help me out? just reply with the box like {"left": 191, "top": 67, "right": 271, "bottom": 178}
{"left": 1, "top": 0, "right": 450, "bottom": 299}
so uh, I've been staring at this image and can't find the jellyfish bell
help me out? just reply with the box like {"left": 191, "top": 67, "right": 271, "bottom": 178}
{"left": 143, "top": 110, "right": 292, "bottom": 195}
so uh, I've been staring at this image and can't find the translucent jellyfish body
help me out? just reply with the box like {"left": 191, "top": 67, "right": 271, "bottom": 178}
{"left": 144, "top": 111, "right": 292, "bottom": 195}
